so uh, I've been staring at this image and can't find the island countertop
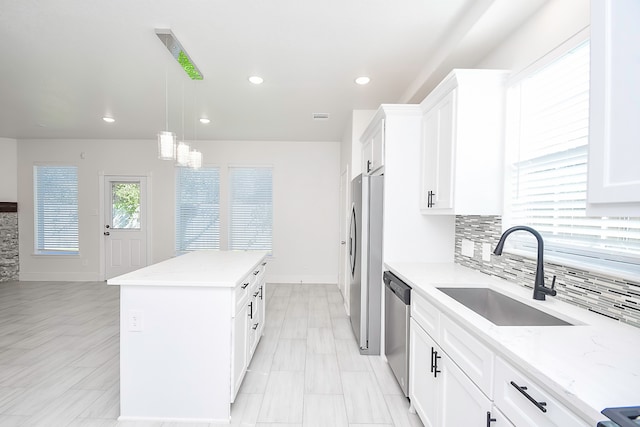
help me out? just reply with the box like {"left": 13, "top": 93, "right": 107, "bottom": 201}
{"left": 107, "top": 250, "right": 268, "bottom": 287}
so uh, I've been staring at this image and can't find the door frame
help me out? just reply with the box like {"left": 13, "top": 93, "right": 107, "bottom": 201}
{"left": 99, "top": 172, "right": 153, "bottom": 281}
{"left": 339, "top": 164, "right": 351, "bottom": 314}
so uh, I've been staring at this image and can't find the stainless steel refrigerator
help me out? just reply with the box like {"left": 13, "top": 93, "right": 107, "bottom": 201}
{"left": 349, "top": 173, "right": 383, "bottom": 355}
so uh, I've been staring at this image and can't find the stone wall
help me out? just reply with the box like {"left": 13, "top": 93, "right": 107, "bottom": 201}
{"left": 0, "top": 203, "right": 19, "bottom": 281}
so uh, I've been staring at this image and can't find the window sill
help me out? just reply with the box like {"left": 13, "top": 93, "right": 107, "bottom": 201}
{"left": 32, "top": 252, "right": 80, "bottom": 257}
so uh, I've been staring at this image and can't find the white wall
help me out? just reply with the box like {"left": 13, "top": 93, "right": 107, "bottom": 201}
{"left": 0, "top": 138, "right": 18, "bottom": 202}
{"left": 17, "top": 139, "right": 340, "bottom": 283}
{"left": 476, "top": 0, "right": 589, "bottom": 73}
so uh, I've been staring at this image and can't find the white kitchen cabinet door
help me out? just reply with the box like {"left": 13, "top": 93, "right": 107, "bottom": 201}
{"left": 409, "top": 318, "right": 439, "bottom": 427}
{"left": 420, "top": 69, "right": 508, "bottom": 215}
{"left": 361, "top": 118, "right": 385, "bottom": 175}
{"left": 440, "top": 354, "right": 493, "bottom": 427}
{"left": 587, "top": 0, "right": 640, "bottom": 216}
{"left": 231, "top": 301, "right": 248, "bottom": 401}
{"left": 420, "top": 91, "right": 455, "bottom": 212}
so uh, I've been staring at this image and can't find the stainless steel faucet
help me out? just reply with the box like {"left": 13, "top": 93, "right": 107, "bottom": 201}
{"left": 493, "top": 225, "right": 557, "bottom": 301}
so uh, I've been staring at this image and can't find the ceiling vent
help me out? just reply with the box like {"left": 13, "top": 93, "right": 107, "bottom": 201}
{"left": 312, "top": 113, "right": 330, "bottom": 121}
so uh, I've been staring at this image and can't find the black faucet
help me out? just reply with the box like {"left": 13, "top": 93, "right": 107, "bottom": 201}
{"left": 493, "top": 225, "right": 557, "bottom": 301}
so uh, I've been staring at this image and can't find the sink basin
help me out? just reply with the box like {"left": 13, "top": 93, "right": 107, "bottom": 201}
{"left": 437, "top": 287, "right": 572, "bottom": 326}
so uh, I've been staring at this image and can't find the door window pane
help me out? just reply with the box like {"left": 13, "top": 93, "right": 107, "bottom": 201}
{"left": 111, "top": 182, "right": 141, "bottom": 229}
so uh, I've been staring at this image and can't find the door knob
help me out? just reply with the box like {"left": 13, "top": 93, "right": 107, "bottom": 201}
{"left": 105, "top": 224, "right": 110, "bottom": 229}
{"left": 104, "top": 231, "right": 110, "bottom": 236}
{"left": 341, "top": 241, "right": 346, "bottom": 245}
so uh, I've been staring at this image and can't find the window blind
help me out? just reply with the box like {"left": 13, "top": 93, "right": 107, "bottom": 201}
{"left": 505, "top": 41, "right": 640, "bottom": 268}
{"left": 33, "top": 166, "right": 79, "bottom": 254}
{"left": 229, "top": 167, "right": 272, "bottom": 251}
{"left": 175, "top": 167, "right": 220, "bottom": 253}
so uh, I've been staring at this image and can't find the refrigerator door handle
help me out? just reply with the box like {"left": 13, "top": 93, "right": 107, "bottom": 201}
{"left": 349, "top": 204, "right": 357, "bottom": 277}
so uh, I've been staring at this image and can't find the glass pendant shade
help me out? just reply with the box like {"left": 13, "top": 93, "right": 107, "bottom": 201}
{"left": 189, "top": 150, "right": 203, "bottom": 169}
{"left": 176, "top": 141, "right": 191, "bottom": 166}
{"left": 158, "top": 131, "right": 176, "bottom": 160}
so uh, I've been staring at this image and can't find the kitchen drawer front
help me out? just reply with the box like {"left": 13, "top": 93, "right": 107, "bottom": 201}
{"left": 234, "top": 274, "right": 254, "bottom": 315}
{"left": 494, "top": 357, "right": 589, "bottom": 427}
{"left": 439, "top": 314, "right": 494, "bottom": 398}
{"left": 411, "top": 291, "right": 439, "bottom": 339}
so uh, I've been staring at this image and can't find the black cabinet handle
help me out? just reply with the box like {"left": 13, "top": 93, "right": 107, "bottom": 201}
{"left": 248, "top": 301, "right": 253, "bottom": 319}
{"left": 433, "top": 350, "right": 441, "bottom": 377}
{"left": 486, "top": 411, "right": 497, "bottom": 427}
{"left": 430, "top": 347, "right": 435, "bottom": 373}
{"left": 253, "top": 270, "right": 259, "bottom": 276}
{"left": 242, "top": 282, "right": 249, "bottom": 289}
{"left": 253, "top": 291, "right": 259, "bottom": 298}
{"left": 367, "top": 160, "right": 372, "bottom": 173}
{"left": 252, "top": 323, "right": 259, "bottom": 330}
{"left": 261, "top": 262, "right": 267, "bottom": 266}
{"left": 427, "top": 190, "right": 435, "bottom": 208}
{"left": 510, "top": 381, "right": 547, "bottom": 413}
{"left": 259, "top": 285, "right": 263, "bottom": 300}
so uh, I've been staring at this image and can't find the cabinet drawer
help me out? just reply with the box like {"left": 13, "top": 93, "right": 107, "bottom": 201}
{"left": 235, "top": 274, "right": 254, "bottom": 314}
{"left": 439, "top": 315, "right": 494, "bottom": 398}
{"left": 494, "top": 357, "right": 589, "bottom": 427}
{"left": 411, "top": 291, "right": 439, "bottom": 339}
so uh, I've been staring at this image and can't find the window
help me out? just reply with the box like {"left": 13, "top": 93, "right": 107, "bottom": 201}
{"left": 33, "top": 165, "right": 79, "bottom": 255}
{"left": 176, "top": 167, "right": 220, "bottom": 253}
{"left": 504, "top": 40, "right": 640, "bottom": 274}
{"left": 229, "top": 167, "right": 272, "bottom": 251}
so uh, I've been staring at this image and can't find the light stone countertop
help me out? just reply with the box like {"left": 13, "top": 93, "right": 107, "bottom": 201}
{"left": 107, "top": 250, "right": 268, "bottom": 287}
{"left": 385, "top": 261, "right": 640, "bottom": 426}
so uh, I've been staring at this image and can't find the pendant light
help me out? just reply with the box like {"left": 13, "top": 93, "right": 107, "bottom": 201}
{"left": 158, "top": 69, "right": 176, "bottom": 160}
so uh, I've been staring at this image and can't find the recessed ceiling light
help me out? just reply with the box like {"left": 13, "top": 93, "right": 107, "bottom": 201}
{"left": 103, "top": 117, "right": 115, "bottom": 123}
{"left": 248, "top": 76, "right": 264, "bottom": 85}
{"left": 199, "top": 118, "right": 211, "bottom": 124}
{"left": 355, "top": 76, "right": 371, "bottom": 85}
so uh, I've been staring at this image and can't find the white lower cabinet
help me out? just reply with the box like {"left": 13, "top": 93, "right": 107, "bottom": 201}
{"left": 494, "top": 357, "right": 590, "bottom": 427}
{"left": 410, "top": 318, "right": 496, "bottom": 427}
{"left": 409, "top": 294, "right": 588, "bottom": 427}
{"left": 231, "top": 261, "right": 267, "bottom": 402}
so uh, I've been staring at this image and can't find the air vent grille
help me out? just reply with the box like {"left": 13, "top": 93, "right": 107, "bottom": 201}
{"left": 312, "top": 113, "right": 330, "bottom": 121}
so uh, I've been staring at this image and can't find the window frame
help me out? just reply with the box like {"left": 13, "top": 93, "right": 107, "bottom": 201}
{"left": 228, "top": 165, "right": 273, "bottom": 253}
{"left": 502, "top": 29, "right": 640, "bottom": 281}
{"left": 33, "top": 164, "right": 80, "bottom": 256}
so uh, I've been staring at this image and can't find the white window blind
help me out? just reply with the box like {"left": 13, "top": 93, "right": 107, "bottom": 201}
{"left": 229, "top": 167, "right": 272, "bottom": 251}
{"left": 33, "top": 165, "right": 79, "bottom": 254}
{"left": 176, "top": 167, "right": 220, "bottom": 253}
{"left": 505, "top": 40, "right": 640, "bottom": 271}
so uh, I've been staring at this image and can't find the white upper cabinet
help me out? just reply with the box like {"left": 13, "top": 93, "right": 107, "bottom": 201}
{"left": 361, "top": 117, "right": 385, "bottom": 175}
{"left": 587, "top": 0, "right": 640, "bottom": 216}
{"left": 420, "top": 69, "right": 509, "bottom": 215}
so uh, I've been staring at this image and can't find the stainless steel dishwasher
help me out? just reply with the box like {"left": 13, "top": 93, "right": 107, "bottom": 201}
{"left": 383, "top": 270, "right": 411, "bottom": 397}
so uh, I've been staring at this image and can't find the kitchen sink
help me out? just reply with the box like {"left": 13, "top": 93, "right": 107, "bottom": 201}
{"left": 437, "top": 287, "right": 573, "bottom": 326}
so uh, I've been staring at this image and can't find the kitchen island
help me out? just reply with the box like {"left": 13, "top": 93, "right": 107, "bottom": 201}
{"left": 108, "top": 250, "right": 268, "bottom": 423}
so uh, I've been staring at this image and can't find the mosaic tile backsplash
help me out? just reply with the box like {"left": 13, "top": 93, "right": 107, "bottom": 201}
{"left": 455, "top": 215, "right": 640, "bottom": 328}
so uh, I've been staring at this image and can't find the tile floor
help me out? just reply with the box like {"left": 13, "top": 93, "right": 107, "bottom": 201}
{"left": 0, "top": 281, "right": 423, "bottom": 427}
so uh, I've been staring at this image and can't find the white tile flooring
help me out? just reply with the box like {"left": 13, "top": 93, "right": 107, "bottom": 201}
{"left": 0, "top": 281, "right": 423, "bottom": 427}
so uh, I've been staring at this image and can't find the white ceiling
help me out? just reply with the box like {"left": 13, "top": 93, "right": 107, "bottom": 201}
{"left": 0, "top": 0, "right": 548, "bottom": 142}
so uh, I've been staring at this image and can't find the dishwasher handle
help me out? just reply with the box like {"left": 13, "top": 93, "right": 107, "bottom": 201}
{"left": 383, "top": 271, "right": 411, "bottom": 305}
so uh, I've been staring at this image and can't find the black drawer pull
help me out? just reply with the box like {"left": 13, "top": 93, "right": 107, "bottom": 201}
{"left": 253, "top": 270, "right": 259, "bottom": 275}
{"left": 248, "top": 301, "right": 253, "bottom": 319}
{"left": 252, "top": 323, "right": 259, "bottom": 330}
{"left": 486, "top": 411, "right": 496, "bottom": 427}
{"left": 253, "top": 291, "right": 259, "bottom": 297}
{"left": 241, "top": 282, "right": 249, "bottom": 289}
{"left": 510, "top": 381, "right": 547, "bottom": 413}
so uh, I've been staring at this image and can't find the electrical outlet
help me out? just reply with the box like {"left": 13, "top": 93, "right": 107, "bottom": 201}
{"left": 461, "top": 239, "right": 475, "bottom": 257}
{"left": 128, "top": 310, "right": 143, "bottom": 332}
{"left": 482, "top": 243, "right": 492, "bottom": 262}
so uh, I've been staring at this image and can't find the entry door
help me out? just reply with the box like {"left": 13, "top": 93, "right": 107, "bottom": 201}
{"left": 104, "top": 176, "right": 148, "bottom": 279}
